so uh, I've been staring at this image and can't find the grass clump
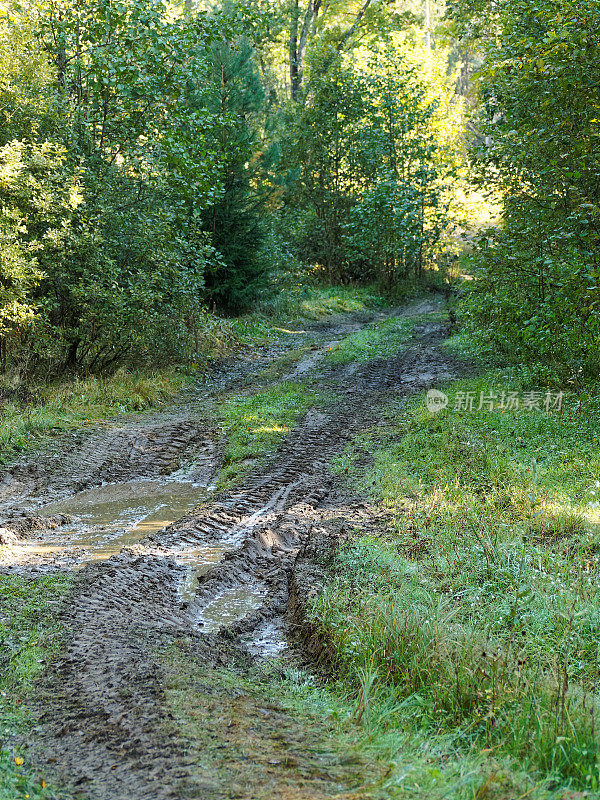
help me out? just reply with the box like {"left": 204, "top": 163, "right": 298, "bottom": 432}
{"left": 325, "top": 314, "right": 422, "bottom": 365}
{"left": 261, "top": 284, "right": 388, "bottom": 321}
{"left": 0, "top": 574, "right": 74, "bottom": 799}
{"left": 0, "top": 368, "right": 190, "bottom": 465}
{"left": 229, "top": 285, "right": 391, "bottom": 349}
{"left": 317, "top": 374, "right": 600, "bottom": 796}
{"left": 217, "top": 382, "right": 329, "bottom": 489}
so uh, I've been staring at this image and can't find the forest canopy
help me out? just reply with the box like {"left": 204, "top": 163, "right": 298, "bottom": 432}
{"left": 0, "top": 0, "right": 597, "bottom": 382}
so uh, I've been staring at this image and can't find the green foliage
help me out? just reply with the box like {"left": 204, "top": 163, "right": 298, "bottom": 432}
{"left": 0, "top": 574, "right": 74, "bottom": 799}
{"left": 287, "top": 43, "right": 463, "bottom": 287}
{"left": 450, "top": 0, "right": 600, "bottom": 380}
{"left": 0, "top": 140, "right": 77, "bottom": 351}
{"left": 0, "top": 0, "right": 233, "bottom": 374}
{"left": 318, "top": 350, "right": 600, "bottom": 791}
{"left": 201, "top": 26, "right": 269, "bottom": 311}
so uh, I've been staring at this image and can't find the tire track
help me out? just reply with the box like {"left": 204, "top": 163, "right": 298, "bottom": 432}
{"left": 27, "top": 317, "right": 457, "bottom": 799}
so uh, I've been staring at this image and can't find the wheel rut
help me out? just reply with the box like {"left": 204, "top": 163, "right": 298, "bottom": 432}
{"left": 3, "top": 306, "right": 458, "bottom": 799}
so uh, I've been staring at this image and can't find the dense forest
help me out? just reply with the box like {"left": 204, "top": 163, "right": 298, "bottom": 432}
{"left": 2, "top": 2, "right": 600, "bottom": 798}
{"left": 1, "top": 0, "right": 597, "bottom": 380}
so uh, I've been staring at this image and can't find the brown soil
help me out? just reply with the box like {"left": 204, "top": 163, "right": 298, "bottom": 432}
{"left": 0, "top": 299, "right": 459, "bottom": 799}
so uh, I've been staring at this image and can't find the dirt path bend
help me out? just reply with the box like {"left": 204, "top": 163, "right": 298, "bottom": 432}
{"left": 2, "top": 300, "right": 458, "bottom": 800}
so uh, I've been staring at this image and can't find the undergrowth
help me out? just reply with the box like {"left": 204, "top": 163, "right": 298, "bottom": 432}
{"left": 0, "top": 369, "right": 190, "bottom": 465}
{"left": 311, "top": 312, "right": 600, "bottom": 797}
{"left": 0, "top": 574, "right": 74, "bottom": 799}
{"left": 257, "top": 283, "right": 388, "bottom": 321}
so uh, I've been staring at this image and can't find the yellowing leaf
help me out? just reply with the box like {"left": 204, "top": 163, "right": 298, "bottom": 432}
{"left": 14, "top": 756, "right": 24, "bottom": 766}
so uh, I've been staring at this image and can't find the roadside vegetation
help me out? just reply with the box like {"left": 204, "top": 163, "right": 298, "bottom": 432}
{"left": 0, "top": 575, "right": 73, "bottom": 800}
{"left": 307, "top": 306, "right": 600, "bottom": 797}
{"left": 450, "top": 0, "right": 600, "bottom": 383}
{"left": 0, "top": 369, "right": 192, "bottom": 466}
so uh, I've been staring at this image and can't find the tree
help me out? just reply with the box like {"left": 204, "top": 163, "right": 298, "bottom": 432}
{"left": 451, "top": 0, "right": 600, "bottom": 378}
{"left": 199, "top": 3, "right": 270, "bottom": 311}
{"left": 287, "top": 0, "right": 398, "bottom": 101}
{"left": 288, "top": 43, "right": 462, "bottom": 286}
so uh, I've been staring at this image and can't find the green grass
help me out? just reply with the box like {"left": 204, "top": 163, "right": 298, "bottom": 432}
{"left": 324, "top": 314, "right": 420, "bottom": 365}
{"left": 0, "top": 368, "right": 191, "bottom": 465}
{"left": 258, "top": 283, "right": 388, "bottom": 321}
{"left": 216, "top": 381, "right": 331, "bottom": 489}
{"left": 0, "top": 574, "right": 74, "bottom": 799}
{"left": 161, "top": 642, "right": 380, "bottom": 799}
{"left": 313, "top": 364, "right": 600, "bottom": 795}
{"left": 271, "top": 665, "right": 547, "bottom": 800}
{"left": 228, "top": 285, "right": 391, "bottom": 351}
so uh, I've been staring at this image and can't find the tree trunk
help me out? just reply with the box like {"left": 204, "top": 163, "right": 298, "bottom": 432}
{"left": 289, "top": 0, "right": 301, "bottom": 100}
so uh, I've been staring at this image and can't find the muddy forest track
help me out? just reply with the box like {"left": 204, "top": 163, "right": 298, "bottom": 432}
{"left": 3, "top": 307, "right": 458, "bottom": 800}
{"left": 0, "top": 416, "right": 216, "bottom": 513}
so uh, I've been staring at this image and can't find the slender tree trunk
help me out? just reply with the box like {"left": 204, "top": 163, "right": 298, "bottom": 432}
{"left": 289, "top": 0, "right": 300, "bottom": 100}
{"left": 424, "top": 0, "right": 431, "bottom": 50}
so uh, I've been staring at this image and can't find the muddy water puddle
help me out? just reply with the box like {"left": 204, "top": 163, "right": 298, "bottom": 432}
{"left": 35, "top": 478, "right": 206, "bottom": 560}
{"left": 196, "top": 585, "right": 267, "bottom": 632}
{"left": 6, "top": 477, "right": 285, "bottom": 650}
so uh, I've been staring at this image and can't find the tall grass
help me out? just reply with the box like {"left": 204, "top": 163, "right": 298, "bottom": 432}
{"left": 315, "top": 358, "right": 600, "bottom": 792}
{"left": 0, "top": 369, "right": 188, "bottom": 464}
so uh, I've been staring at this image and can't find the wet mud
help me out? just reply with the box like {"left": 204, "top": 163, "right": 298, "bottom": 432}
{"left": 0, "top": 300, "right": 458, "bottom": 799}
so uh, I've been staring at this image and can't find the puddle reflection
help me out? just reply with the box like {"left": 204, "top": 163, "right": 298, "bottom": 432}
{"left": 36, "top": 478, "right": 205, "bottom": 559}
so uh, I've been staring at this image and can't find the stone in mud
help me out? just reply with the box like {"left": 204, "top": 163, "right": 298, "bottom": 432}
{"left": 0, "top": 526, "right": 18, "bottom": 545}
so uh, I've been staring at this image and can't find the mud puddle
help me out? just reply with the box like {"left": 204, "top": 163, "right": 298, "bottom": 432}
{"left": 0, "top": 477, "right": 208, "bottom": 572}
{"left": 39, "top": 478, "right": 206, "bottom": 556}
{"left": 196, "top": 584, "right": 267, "bottom": 632}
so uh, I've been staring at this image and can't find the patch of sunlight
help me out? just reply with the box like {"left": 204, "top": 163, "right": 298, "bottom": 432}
{"left": 253, "top": 425, "right": 289, "bottom": 434}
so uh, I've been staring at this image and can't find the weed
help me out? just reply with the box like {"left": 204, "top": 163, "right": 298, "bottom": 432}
{"left": 0, "top": 574, "right": 74, "bottom": 799}
{"left": 0, "top": 369, "right": 190, "bottom": 465}
{"left": 316, "top": 328, "right": 600, "bottom": 793}
{"left": 216, "top": 382, "right": 331, "bottom": 489}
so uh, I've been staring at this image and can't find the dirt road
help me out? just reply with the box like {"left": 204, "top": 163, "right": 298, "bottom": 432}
{"left": 0, "top": 299, "right": 456, "bottom": 799}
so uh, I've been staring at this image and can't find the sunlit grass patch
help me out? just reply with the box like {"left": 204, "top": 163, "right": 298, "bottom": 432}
{"left": 325, "top": 315, "right": 419, "bottom": 365}
{"left": 0, "top": 574, "right": 74, "bottom": 800}
{"left": 262, "top": 284, "right": 388, "bottom": 321}
{"left": 228, "top": 285, "right": 391, "bottom": 350}
{"left": 321, "top": 373, "right": 600, "bottom": 794}
{"left": 216, "top": 382, "right": 330, "bottom": 489}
